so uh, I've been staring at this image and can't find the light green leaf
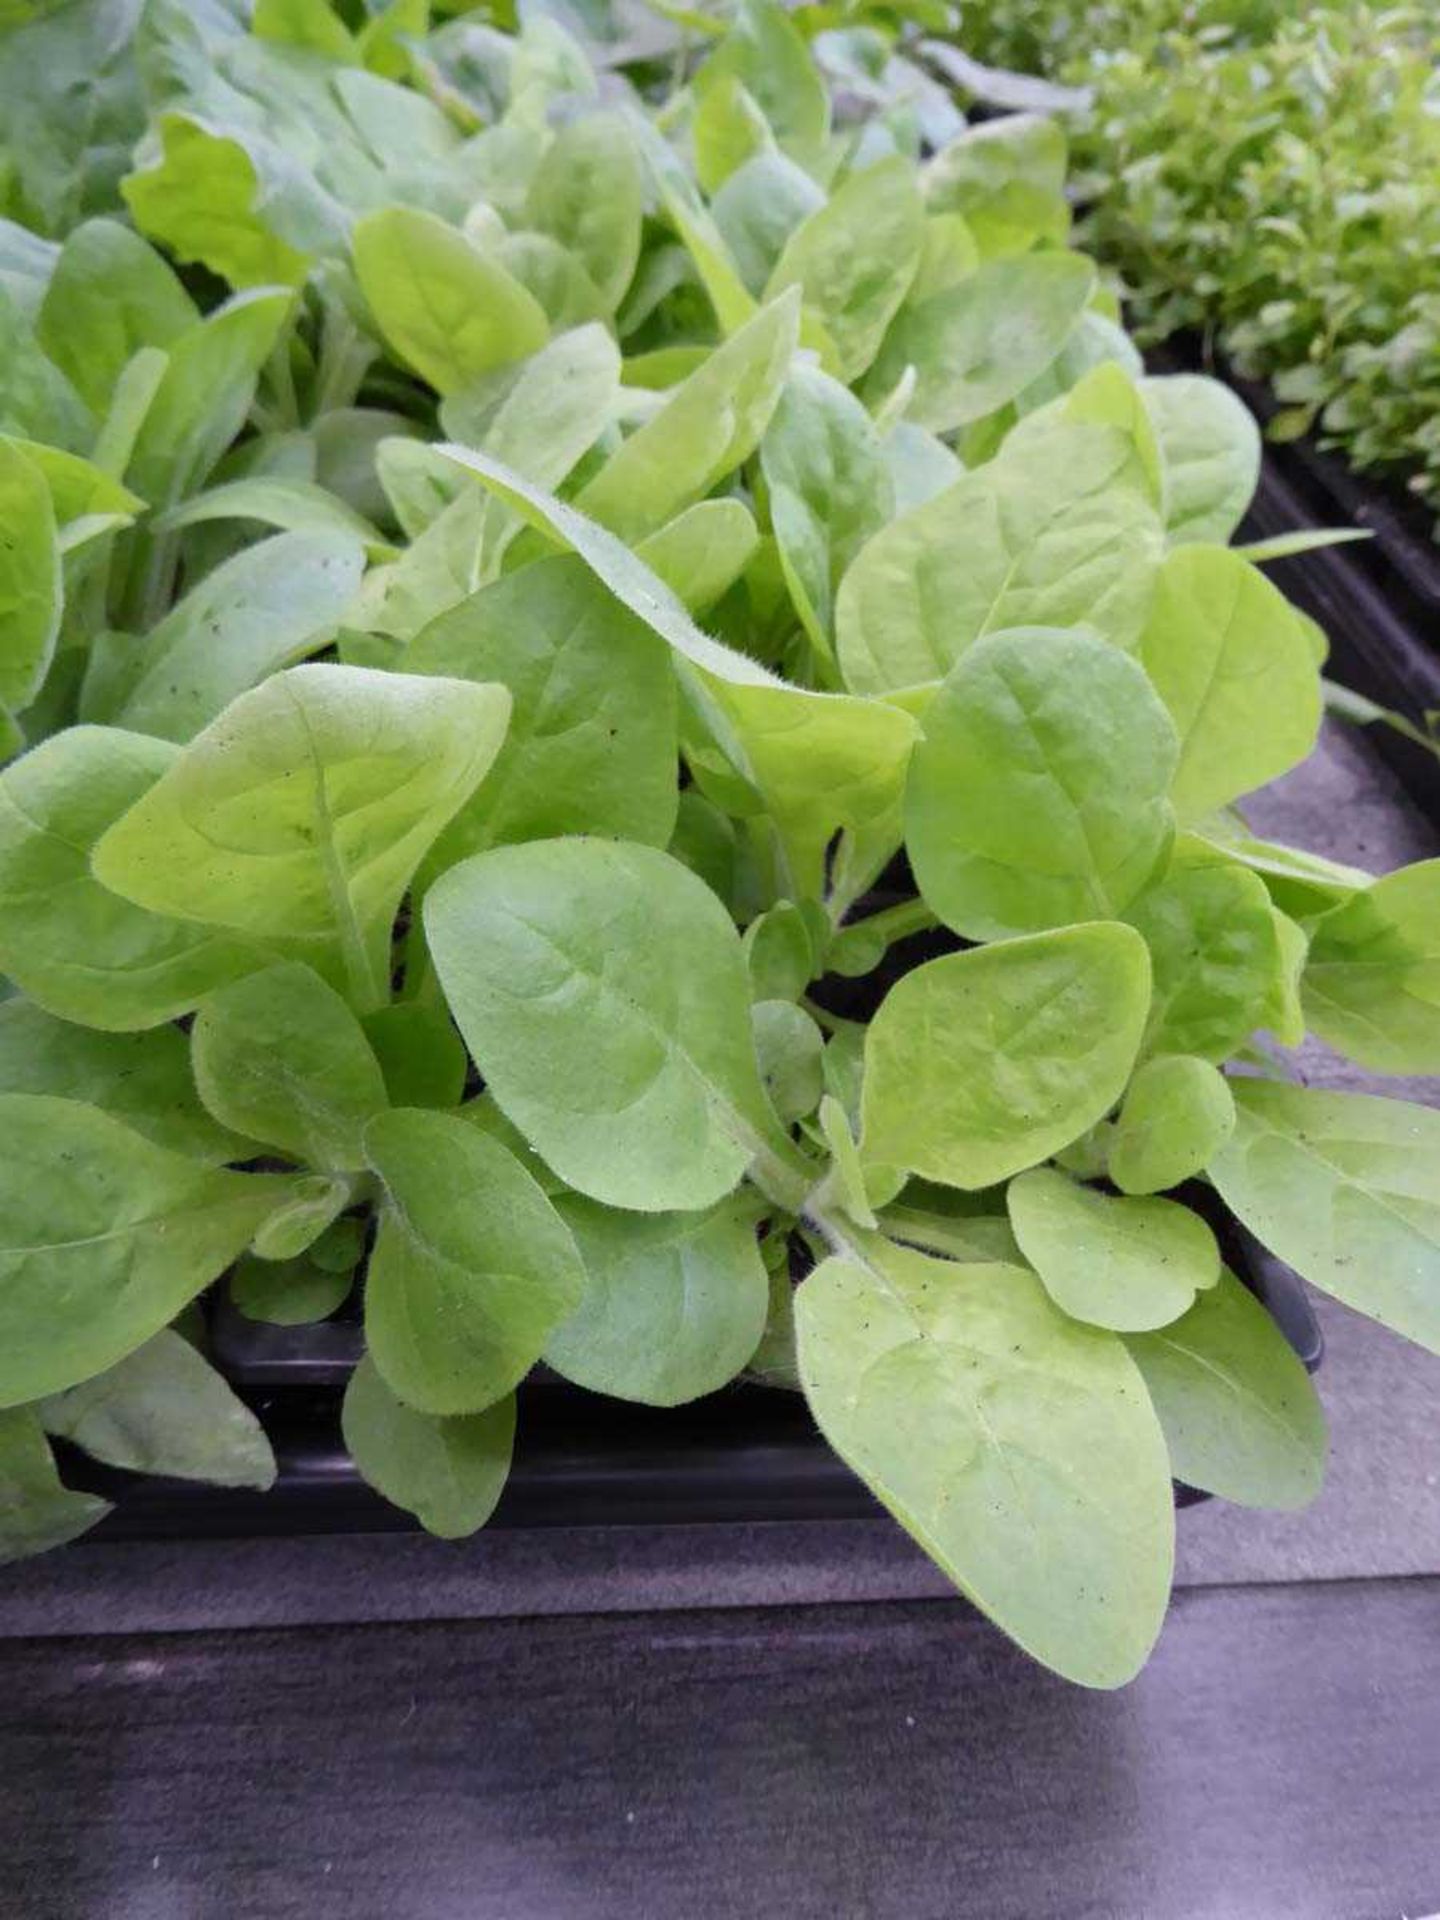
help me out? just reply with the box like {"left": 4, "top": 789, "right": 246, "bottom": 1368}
{"left": 425, "top": 838, "right": 805, "bottom": 1214}
{"left": 0, "top": 436, "right": 61, "bottom": 712}
{"left": 341, "top": 1355, "right": 514, "bottom": 1537}
{"left": 0, "top": 1408, "right": 110, "bottom": 1564}
{"left": 860, "top": 922, "right": 1152, "bottom": 1190}
{"left": 0, "top": 726, "right": 261, "bottom": 1031}
{"left": 192, "top": 963, "right": 390, "bottom": 1172}
{"left": 527, "top": 112, "right": 642, "bottom": 312}
{"left": 706, "top": 0, "right": 830, "bottom": 155}
{"left": 636, "top": 499, "right": 759, "bottom": 613}
{"left": 1125, "top": 859, "right": 1283, "bottom": 1062}
{"left": 0, "top": 1094, "right": 288, "bottom": 1406}
{"left": 921, "top": 112, "right": 1068, "bottom": 253}
{"left": 692, "top": 70, "right": 774, "bottom": 196}
{"left": 575, "top": 288, "right": 800, "bottom": 544}
{"left": 1302, "top": 860, "right": 1440, "bottom": 1073}
{"left": 1139, "top": 545, "right": 1322, "bottom": 823}
{"left": 765, "top": 155, "right": 924, "bottom": 381}
{"left": 1125, "top": 1269, "right": 1326, "bottom": 1509}
{"left": 1007, "top": 1168, "right": 1219, "bottom": 1332}
{"left": 92, "top": 666, "right": 512, "bottom": 1013}
{"left": 0, "top": 998, "right": 244, "bottom": 1164}
{"left": 363, "top": 1106, "right": 585, "bottom": 1416}
{"left": 1109, "top": 1054, "right": 1237, "bottom": 1196}
{"left": 1140, "top": 374, "right": 1261, "bottom": 548}
{"left": 352, "top": 206, "right": 548, "bottom": 396}
{"left": 1208, "top": 1081, "right": 1440, "bottom": 1356}
{"left": 545, "top": 1191, "right": 769, "bottom": 1405}
{"left": 837, "top": 420, "right": 1163, "bottom": 694}
{"left": 796, "top": 1237, "right": 1174, "bottom": 1687}
{"left": 906, "top": 626, "right": 1178, "bottom": 941}
{"left": 36, "top": 217, "right": 196, "bottom": 417}
{"left": 753, "top": 998, "right": 824, "bottom": 1124}
{"left": 40, "top": 1328, "right": 275, "bottom": 1489}
{"left": 759, "top": 363, "right": 893, "bottom": 663}
{"left": 407, "top": 554, "right": 678, "bottom": 873}
{"left": 122, "top": 113, "right": 319, "bottom": 289}
{"left": 101, "top": 531, "right": 365, "bottom": 743}
{"left": 493, "top": 231, "right": 607, "bottom": 333}
{"left": 865, "top": 253, "right": 1096, "bottom": 433}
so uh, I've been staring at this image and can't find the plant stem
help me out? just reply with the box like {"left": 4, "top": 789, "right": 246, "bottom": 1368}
{"left": 841, "top": 896, "right": 940, "bottom": 946}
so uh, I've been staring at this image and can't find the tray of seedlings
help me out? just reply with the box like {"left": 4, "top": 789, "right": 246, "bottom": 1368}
{"left": 1, "top": 0, "right": 1437, "bottom": 1692}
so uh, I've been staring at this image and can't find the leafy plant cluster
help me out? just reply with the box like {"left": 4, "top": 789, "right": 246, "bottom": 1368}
{"left": 957, "top": 1, "right": 1440, "bottom": 523}
{"left": 0, "top": 0, "right": 1437, "bottom": 1689}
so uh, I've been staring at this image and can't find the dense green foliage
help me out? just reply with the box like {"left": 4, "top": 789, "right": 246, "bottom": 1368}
{"left": 959, "top": 1, "right": 1440, "bottom": 521}
{"left": 0, "top": 0, "right": 1435, "bottom": 1687}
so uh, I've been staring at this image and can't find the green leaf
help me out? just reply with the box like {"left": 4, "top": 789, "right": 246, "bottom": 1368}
{"left": 0, "top": 998, "right": 245, "bottom": 1164}
{"left": 341, "top": 1355, "right": 514, "bottom": 1537}
{"left": 98, "top": 531, "right": 365, "bottom": 743}
{"left": 250, "top": 1174, "right": 351, "bottom": 1261}
{"left": 836, "top": 420, "right": 1163, "bottom": 694}
{"left": 0, "top": 1094, "right": 288, "bottom": 1406}
{"left": 363, "top": 1106, "right": 585, "bottom": 1416}
{"left": 352, "top": 206, "right": 548, "bottom": 396}
{"left": 765, "top": 155, "right": 924, "bottom": 381}
{"left": 1302, "top": 860, "right": 1440, "bottom": 1074}
{"left": 1139, "top": 546, "right": 1322, "bottom": 823}
{"left": 1124, "top": 1270, "right": 1326, "bottom": 1509}
{"left": 122, "top": 113, "right": 318, "bottom": 289}
{"left": 526, "top": 113, "right": 642, "bottom": 312}
{"left": 692, "top": 70, "right": 774, "bottom": 196}
{"left": 125, "top": 288, "right": 295, "bottom": 508}
{"left": 921, "top": 112, "right": 1068, "bottom": 254}
{"left": 1141, "top": 374, "right": 1260, "bottom": 548}
{"left": 40, "top": 1328, "right": 276, "bottom": 1489}
{"left": 155, "top": 477, "right": 391, "bottom": 557}
{"left": 36, "top": 217, "right": 196, "bottom": 417}
{"left": 492, "top": 231, "right": 607, "bottom": 333}
{"left": 361, "top": 1001, "right": 466, "bottom": 1110}
{"left": 864, "top": 253, "right": 1096, "bottom": 433}
{"left": 92, "top": 665, "right": 512, "bottom": 1013}
{"left": 1108, "top": 1054, "right": 1236, "bottom": 1196}
{"left": 406, "top": 554, "right": 679, "bottom": 871}
{"left": 425, "top": 838, "right": 804, "bottom": 1214}
{"left": 759, "top": 363, "right": 893, "bottom": 663}
{"left": 0, "top": 1408, "right": 110, "bottom": 1565}
{"left": 1125, "top": 858, "right": 1282, "bottom": 1062}
{"left": 906, "top": 626, "right": 1178, "bottom": 941}
{"left": 0, "top": 725, "right": 260, "bottom": 1030}
{"left": 860, "top": 922, "right": 1152, "bottom": 1191}
{"left": 796, "top": 1237, "right": 1174, "bottom": 1687}
{"left": 192, "top": 963, "right": 390, "bottom": 1172}
{"left": 545, "top": 1191, "right": 769, "bottom": 1405}
{"left": 713, "top": 150, "right": 825, "bottom": 296}
{"left": 253, "top": 0, "right": 356, "bottom": 59}
{"left": 1007, "top": 1168, "right": 1220, "bottom": 1332}
{"left": 1208, "top": 1081, "right": 1440, "bottom": 1356}
{"left": 0, "top": 436, "right": 61, "bottom": 712}
{"left": 231, "top": 1251, "right": 352, "bottom": 1325}
{"left": 574, "top": 288, "right": 800, "bottom": 543}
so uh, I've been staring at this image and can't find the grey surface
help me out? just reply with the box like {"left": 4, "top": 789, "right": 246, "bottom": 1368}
{"left": 2, "top": 1580, "right": 1438, "bottom": 1920}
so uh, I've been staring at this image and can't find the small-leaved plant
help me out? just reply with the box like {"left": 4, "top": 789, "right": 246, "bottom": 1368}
{"left": 0, "top": 0, "right": 1436, "bottom": 1688}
